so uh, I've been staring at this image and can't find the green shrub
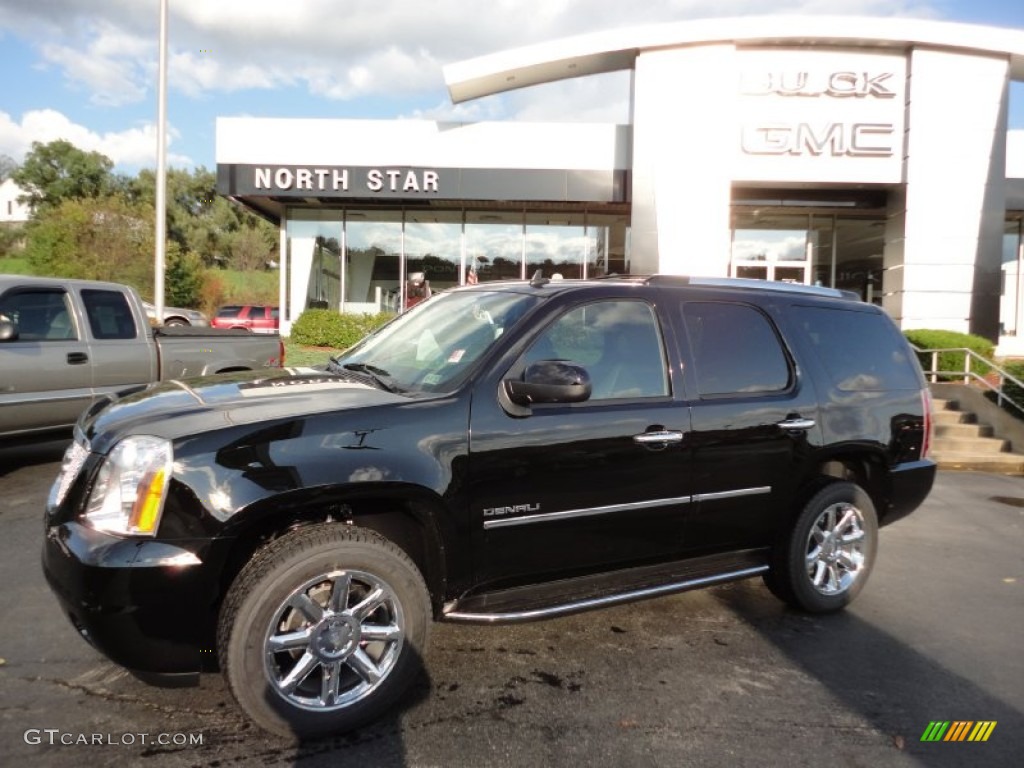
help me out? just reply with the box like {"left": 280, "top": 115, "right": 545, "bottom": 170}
{"left": 903, "top": 329, "right": 995, "bottom": 379}
{"left": 986, "top": 360, "right": 1024, "bottom": 420}
{"left": 290, "top": 309, "right": 392, "bottom": 349}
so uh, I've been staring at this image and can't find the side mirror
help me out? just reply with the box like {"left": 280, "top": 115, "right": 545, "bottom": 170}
{"left": 504, "top": 360, "right": 592, "bottom": 406}
{"left": 0, "top": 318, "right": 17, "bottom": 342}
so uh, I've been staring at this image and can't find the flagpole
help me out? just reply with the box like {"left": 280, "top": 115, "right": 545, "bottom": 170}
{"left": 154, "top": 0, "right": 168, "bottom": 319}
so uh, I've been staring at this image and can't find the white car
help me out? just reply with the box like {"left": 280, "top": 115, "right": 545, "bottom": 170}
{"left": 142, "top": 301, "right": 210, "bottom": 327}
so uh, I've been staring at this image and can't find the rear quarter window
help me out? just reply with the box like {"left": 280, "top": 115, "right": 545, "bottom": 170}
{"left": 683, "top": 302, "right": 791, "bottom": 396}
{"left": 792, "top": 305, "right": 920, "bottom": 391}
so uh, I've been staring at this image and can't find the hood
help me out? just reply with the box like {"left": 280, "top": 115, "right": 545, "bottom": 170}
{"left": 84, "top": 368, "right": 406, "bottom": 450}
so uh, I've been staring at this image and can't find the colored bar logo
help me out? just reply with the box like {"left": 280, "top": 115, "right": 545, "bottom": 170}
{"left": 920, "top": 721, "right": 997, "bottom": 742}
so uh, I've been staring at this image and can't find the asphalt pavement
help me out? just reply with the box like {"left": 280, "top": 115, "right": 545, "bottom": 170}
{"left": 0, "top": 440, "right": 1021, "bottom": 767}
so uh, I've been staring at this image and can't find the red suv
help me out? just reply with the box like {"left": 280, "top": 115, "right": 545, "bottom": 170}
{"left": 211, "top": 305, "right": 279, "bottom": 334}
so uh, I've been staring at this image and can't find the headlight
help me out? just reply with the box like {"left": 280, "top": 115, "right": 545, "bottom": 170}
{"left": 47, "top": 438, "right": 90, "bottom": 512}
{"left": 83, "top": 436, "right": 173, "bottom": 536}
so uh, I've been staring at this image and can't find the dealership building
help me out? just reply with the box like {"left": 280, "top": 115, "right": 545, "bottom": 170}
{"left": 216, "top": 16, "right": 1024, "bottom": 348}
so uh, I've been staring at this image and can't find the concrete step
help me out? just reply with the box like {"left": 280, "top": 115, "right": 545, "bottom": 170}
{"left": 931, "top": 436, "right": 1009, "bottom": 453}
{"left": 933, "top": 422, "right": 993, "bottom": 439}
{"left": 932, "top": 409, "right": 976, "bottom": 425}
{"left": 932, "top": 398, "right": 957, "bottom": 412}
{"left": 931, "top": 451, "right": 1024, "bottom": 475}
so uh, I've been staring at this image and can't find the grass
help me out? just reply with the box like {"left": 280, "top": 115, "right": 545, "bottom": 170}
{"left": 0, "top": 256, "right": 32, "bottom": 274}
{"left": 283, "top": 338, "right": 343, "bottom": 368}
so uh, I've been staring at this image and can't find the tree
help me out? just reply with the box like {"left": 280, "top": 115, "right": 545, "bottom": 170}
{"left": 12, "top": 140, "right": 114, "bottom": 211}
{"left": 23, "top": 196, "right": 153, "bottom": 291}
{"left": 165, "top": 244, "right": 204, "bottom": 307}
{"left": 131, "top": 166, "right": 277, "bottom": 269}
{"left": 226, "top": 222, "right": 277, "bottom": 271}
{"left": 0, "top": 154, "right": 17, "bottom": 183}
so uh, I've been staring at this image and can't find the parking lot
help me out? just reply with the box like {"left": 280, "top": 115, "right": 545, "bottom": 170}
{"left": 0, "top": 439, "right": 1021, "bottom": 767}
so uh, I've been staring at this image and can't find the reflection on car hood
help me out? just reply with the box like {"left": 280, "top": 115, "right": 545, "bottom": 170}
{"left": 84, "top": 368, "right": 404, "bottom": 449}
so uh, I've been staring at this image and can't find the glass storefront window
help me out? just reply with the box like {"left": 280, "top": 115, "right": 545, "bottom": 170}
{"left": 730, "top": 209, "right": 886, "bottom": 302}
{"left": 832, "top": 217, "right": 885, "bottom": 304}
{"left": 285, "top": 211, "right": 343, "bottom": 324}
{"left": 809, "top": 215, "right": 835, "bottom": 288}
{"left": 346, "top": 210, "right": 402, "bottom": 314}
{"left": 586, "top": 213, "right": 630, "bottom": 276}
{"left": 284, "top": 206, "right": 626, "bottom": 325}
{"left": 404, "top": 211, "right": 462, "bottom": 306}
{"left": 730, "top": 212, "right": 810, "bottom": 284}
{"left": 1000, "top": 218, "right": 1024, "bottom": 336}
{"left": 465, "top": 211, "right": 523, "bottom": 282}
{"left": 525, "top": 211, "right": 587, "bottom": 279}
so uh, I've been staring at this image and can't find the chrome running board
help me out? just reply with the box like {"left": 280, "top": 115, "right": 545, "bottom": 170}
{"left": 443, "top": 564, "right": 768, "bottom": 624}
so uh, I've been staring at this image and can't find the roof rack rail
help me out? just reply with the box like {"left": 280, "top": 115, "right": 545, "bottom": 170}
{"left": 645, "top": 275, "right": 859, "bottom": 300}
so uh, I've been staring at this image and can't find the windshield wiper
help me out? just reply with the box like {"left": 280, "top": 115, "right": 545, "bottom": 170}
{"left": 339, "top": 362, "right": 403, "bottom": 393}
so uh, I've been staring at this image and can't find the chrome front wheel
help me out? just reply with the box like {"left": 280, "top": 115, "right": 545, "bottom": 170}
{"left": 264, "top": 569, "right": 406, "bottom": 712}
{"left": 220, "top": 525, "right": 429, "bottom": 739}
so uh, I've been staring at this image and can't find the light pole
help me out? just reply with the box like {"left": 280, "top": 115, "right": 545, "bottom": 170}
{"left": 154, "top": 0, "right": 168, "bottom": 319}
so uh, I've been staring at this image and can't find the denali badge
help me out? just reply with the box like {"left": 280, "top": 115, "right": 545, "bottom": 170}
{"left": 482, "top": 503, "right": 540, "bottom": 517}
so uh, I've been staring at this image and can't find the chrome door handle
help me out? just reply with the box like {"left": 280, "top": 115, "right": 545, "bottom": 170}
{"left": 777, "top": 418, "right": 815, "bottom": 430}
{"left": 633, "top": 430, "right": 684, "bottom": 446}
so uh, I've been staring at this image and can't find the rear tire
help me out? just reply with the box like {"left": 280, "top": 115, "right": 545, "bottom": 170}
{"left": 218, "top": 524, "right": 430, "bottom": 739}
{"left": 766, "top": 481, "right": 878, "bottom": 613}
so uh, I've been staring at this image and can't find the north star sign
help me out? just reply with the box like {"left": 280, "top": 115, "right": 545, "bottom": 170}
{"left": 253, "top": 166, "right": 441, "bottom": 194}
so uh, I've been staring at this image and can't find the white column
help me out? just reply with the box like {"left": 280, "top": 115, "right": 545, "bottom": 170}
{"left": 278, "top": 221, "right": 289, "bottom": 336}
{"left": 891, "top": 48, "right": 1008, "bottom": 336}
{"left": 631, "top": 45, "right": 735, "bottom": 276}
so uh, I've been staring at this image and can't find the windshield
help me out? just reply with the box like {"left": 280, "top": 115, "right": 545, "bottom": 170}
{"left": 335, "top": 290, "right": 542, "bottom": 394}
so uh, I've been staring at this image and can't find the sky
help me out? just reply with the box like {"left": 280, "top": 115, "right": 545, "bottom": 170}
{"left": 0, "top": 0, "right": 1022, "bottom": 174}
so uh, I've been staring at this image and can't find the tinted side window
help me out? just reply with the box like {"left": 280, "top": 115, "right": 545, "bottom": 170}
{"left": 82, "top": 289, "right": 137, "bottom": 340}
{"left": 793, "top": 306, "right": 920, "bottom": 391}
{"left": 217, "top": 306, "right": 243, "bottom": 318}
{"left": 683, "top": 302, "right": 790, "bottom": 396}
{"left": 0, "top": 289, "right": 76, "bottom": 341}
{"left": 524, "top": 300, "right": 669, "bottom": 400}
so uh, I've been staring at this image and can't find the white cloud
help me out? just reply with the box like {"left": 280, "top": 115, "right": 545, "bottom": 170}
{"left": 1, "top": 0, "right": 949, "bottom": 108}
{"left": 0, "top": 109, "right": 192, "bottom": 170}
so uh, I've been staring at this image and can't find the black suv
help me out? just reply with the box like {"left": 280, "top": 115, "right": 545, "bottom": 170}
{"left": 42, "top": 275, "right": 935, "bottom": 738}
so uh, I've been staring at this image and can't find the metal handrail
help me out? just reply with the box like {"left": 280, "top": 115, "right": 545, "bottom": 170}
{"left": 912, "top": 345, "right": 1024, "bottom": 419}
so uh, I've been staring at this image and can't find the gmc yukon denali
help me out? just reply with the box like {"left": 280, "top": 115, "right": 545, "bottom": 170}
{"left": 0, "top": 275, "right": 284, "bottom": 441}
{"left": 42, "top": 275, "right": 936, "bottom": 739}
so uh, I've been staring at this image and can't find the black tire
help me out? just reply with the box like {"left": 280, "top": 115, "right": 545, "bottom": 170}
{"left": 163, "top": 317, "right": 188, "bottom": 326}
{"left": 218, "top": 524, "right": 430, "bottom": 739}
{"left": 765, "top": 481, "right": 878, "bottom": 613}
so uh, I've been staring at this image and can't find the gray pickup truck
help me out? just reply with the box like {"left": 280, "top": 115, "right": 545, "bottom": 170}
{"left": 0, "top": 275, "right": 284, "bottom": 441}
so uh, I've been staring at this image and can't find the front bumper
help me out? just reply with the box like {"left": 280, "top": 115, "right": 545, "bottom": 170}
{"left": 42, "top": 522, "right": 223, "bottom": 676}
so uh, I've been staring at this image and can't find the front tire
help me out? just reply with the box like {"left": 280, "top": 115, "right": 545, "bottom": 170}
{"left": 218, "top": 524, "right": 430, "bottom": 739}
{"left": 767, "top": 481, "right": 878, "bottom": 613}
